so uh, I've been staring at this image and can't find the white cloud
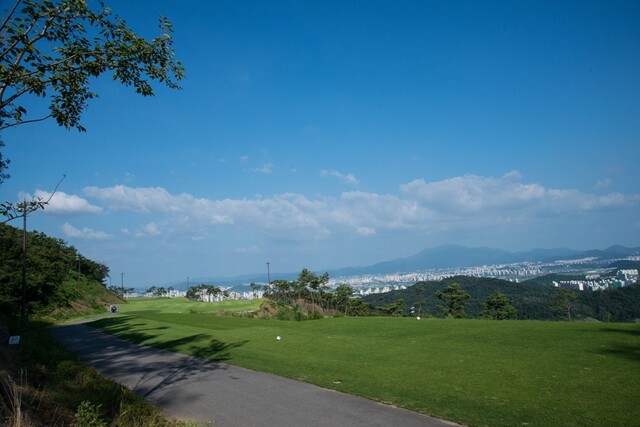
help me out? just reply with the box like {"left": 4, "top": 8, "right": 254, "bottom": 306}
{"left": 23, "top": 190, "right": 102, "bottom": 215}
{"left": 62, "top": 223, "right": 113, "bottom": 240}
{"left": 400, "top": 171, "right": 546, "bottom": 214}
{"left": 321, "top": 169, "right": 359, "bottom": 185}
{"left": 135, "top": 222, "right": 161, "bottom": 237}
{"left": 234, "top": 245, "right": 261, "bottom": 254}
{"left": 356, "top": 227, "right": 376, "bottom": 236}
{"left": 81, "top": 172, "right": 639, "bottom": 242}
{"left": 250, "top": 163, "right": 273, "bottom": 174}
{"left": 339, "top": 191, "right": 432, "bottom": 230}
{"left": 400, "top": 171, "right": 633, "bottom": 215}
{"left": 84, "top": 185, "right": 187, "bottom": 213}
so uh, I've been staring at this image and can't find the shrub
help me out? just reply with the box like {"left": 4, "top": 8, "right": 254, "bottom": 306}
{"left": 72, "top": 400, "right": 107, "bottom": 427}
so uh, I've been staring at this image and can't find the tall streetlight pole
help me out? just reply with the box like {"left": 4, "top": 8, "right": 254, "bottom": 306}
{"left": 266, "top": 262, "right": 271, "bottom": 287}
{"left": 121, "top": 272, "right": 125, "bottom": 295}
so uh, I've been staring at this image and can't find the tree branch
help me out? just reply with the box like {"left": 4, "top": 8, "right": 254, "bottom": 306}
{"left": 0, "top": 0, "right": 22, "bottom": 33}
{"left": 1, "top": 1, "right": 184, "bottom": 133}
{"left": 1, "top": 12, "right": 44, "bottom": 70}
{"left": 0, "top": 10, "right": 59, "bottom": 102}
{"left": 0, "top": 113, "right": 53, "bottom": 131}
{"left": 1, "top": 55, "right": 90, "bottom": 111}
{"left": 1, "top": 174, "right": 65, "bottom": 223}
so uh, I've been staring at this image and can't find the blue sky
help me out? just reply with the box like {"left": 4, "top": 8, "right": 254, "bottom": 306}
{"left": 2, "top": 0, "right": 639, "bottom": 288}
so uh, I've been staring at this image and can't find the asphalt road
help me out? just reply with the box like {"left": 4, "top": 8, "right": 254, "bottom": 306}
{"left": 51, "top": 323, "right": 460, "bottom": 427}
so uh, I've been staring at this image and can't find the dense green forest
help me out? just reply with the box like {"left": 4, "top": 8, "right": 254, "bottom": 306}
{"left": 361, "top": 275, "right": 640, "bottom": 321}
{"left": 0, "top": 223, "right": 119, "bottom": 319}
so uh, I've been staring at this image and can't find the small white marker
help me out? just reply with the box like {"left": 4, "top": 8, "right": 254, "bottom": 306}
{"left": 416, "top": 317, "right": 421, "bottom": 320}
{"left": 276, "top": 336, "right": 281, "bottom": 340}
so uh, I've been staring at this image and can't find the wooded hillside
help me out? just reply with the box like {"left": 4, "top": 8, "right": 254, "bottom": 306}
{"left": 361, "top": 275, "right": 640, "bottom": 321}
{"left": 0, "top": 223, "right": 120, "bottom": 320}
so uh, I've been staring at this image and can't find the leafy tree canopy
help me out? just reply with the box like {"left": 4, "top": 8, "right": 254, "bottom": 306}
{"left": 0, "top": 139, "right": 8, "bottom": 184}
{"left": 482, "top": 290, "right": 517, "bottom": 320}
{"left": 435, "top": 283, "right": 470, "bottom": 318}
{"left": 185, "top": 284, "right": 228, "bottom": 301}
{"left": 0, "top": 0, "right": 185, "bottom": 132}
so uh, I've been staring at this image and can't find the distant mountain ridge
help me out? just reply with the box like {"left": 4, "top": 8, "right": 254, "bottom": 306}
{"left": 163, "top": 244, "right": 640, "bottom": 288}
{"left": 570, "top": 245, "right": 640, "bottom": 260}
{"left": 326, "top": 244, "right": 640, "bottom": 278}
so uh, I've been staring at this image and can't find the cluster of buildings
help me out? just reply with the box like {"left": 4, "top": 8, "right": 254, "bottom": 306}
{"left": 327, "top": 261, "right": 558, "bottom": 290}
{"left": 132, "top": 257, "right": 638, "bottom": 300}
{"left": 354, "top": 284, "right": 407, "bottom": 296}
{"left": 554, "top": 269, "right": 638, "bottom": 291}
{"left": 230, "top": 289, "right": 265, "bottom": 300}
{"left": 321, "top": 258, "right": 640, "bottom": 295}
{"left": 140, "top": 288, "right": 265, "bottom": 301}
{"left": 470, "top": 264, "right": 544, "bottom": 278}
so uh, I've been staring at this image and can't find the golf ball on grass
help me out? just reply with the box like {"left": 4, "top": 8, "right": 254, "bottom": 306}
{"left": 416, "top": 316, "right": 421, "bottom": 320}
{"left": 276, "top": 336, "right": 281, "bottom": 341}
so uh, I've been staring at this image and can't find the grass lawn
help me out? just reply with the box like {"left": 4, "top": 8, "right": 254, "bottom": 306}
{"left": 93, "top": 299, "right": 640, "bottom": 427}
{"left": 116, "top": 296, "right": 263, "bottom": 314}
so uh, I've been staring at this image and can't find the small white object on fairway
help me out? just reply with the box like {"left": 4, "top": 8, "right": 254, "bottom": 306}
{"left": 416, "top": 316, "right": 421, "bottom": 320}
{"left": 276, "top": 336, "right": 281, "bottom": 341}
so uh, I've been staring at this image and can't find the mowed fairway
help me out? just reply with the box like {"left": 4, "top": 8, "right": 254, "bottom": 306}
{"left": 92, "top": 298, "right": 640, "bottom": 427}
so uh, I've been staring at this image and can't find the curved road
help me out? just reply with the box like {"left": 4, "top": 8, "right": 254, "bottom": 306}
{"left": 51, "top": 323, "right": 460, "bottom": 427}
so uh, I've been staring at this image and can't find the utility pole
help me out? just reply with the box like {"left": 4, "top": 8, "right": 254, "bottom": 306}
{"left": 21, "top": 201, "right": 27, "bottom": 321}
{"left": 266, "top": 262, "right": 271, "bottom": 287}
{"left": 121, "top": 272, "right": 125, "bottom": 294}
{"left": 2, "top": 175, "right": 66, "bottom": 321}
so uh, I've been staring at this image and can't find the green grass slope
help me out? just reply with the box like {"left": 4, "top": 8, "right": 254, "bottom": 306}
{"left": 92, "top": 302, "right": 640, "bottom": 427}
{"left": 117, "top": 296, "right": 262, "bottom": 315}
{"left": 43, "top": 275, "right": 124, "bottom": 321}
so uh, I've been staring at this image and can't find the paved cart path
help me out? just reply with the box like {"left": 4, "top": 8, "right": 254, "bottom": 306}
{"left": 51, "top": 323, "right": 460, "bottom": 427}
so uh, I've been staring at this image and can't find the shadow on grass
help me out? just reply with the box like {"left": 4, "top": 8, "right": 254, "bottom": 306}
{"left": 89, "top": 316, "right": 172, "bottom": 344}
{"left": 88, "top": 316, "right": 248, "bottom": 361}
{"left": 597, "top": 343, "right": 640, "bottom": 362}
{"left": 597, "top": 326, "right": 640, "bottom": 337}
{"left": 154, "top": 333, "right": 249, "bottom": 362}
{"left": 50, "top": 322, "right": 250, "bottom": 402}
{"left": 587, "top": 326, "right": 640, "bottom": 362}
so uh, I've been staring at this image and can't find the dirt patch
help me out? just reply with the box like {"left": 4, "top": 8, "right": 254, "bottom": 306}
{"left": 254, "top": 300, "right": 279, "bottom": 318}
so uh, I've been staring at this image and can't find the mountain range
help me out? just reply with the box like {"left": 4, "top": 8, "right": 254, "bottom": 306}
{"left": 327, "top": 244, "right": 640, "bottom": 277}
{"left": 169, "top": 244, "right": 640, "bottom": 288}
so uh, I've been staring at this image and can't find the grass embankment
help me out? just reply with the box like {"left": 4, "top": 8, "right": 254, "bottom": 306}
{"left": 93, "top": 298, "right": 640, "bottom": 427}
{"left": 0, "top": 293, "right": 199, "bottom": 426}
{"left": 0, "top": 319, "right": 175, "bottom": 426}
